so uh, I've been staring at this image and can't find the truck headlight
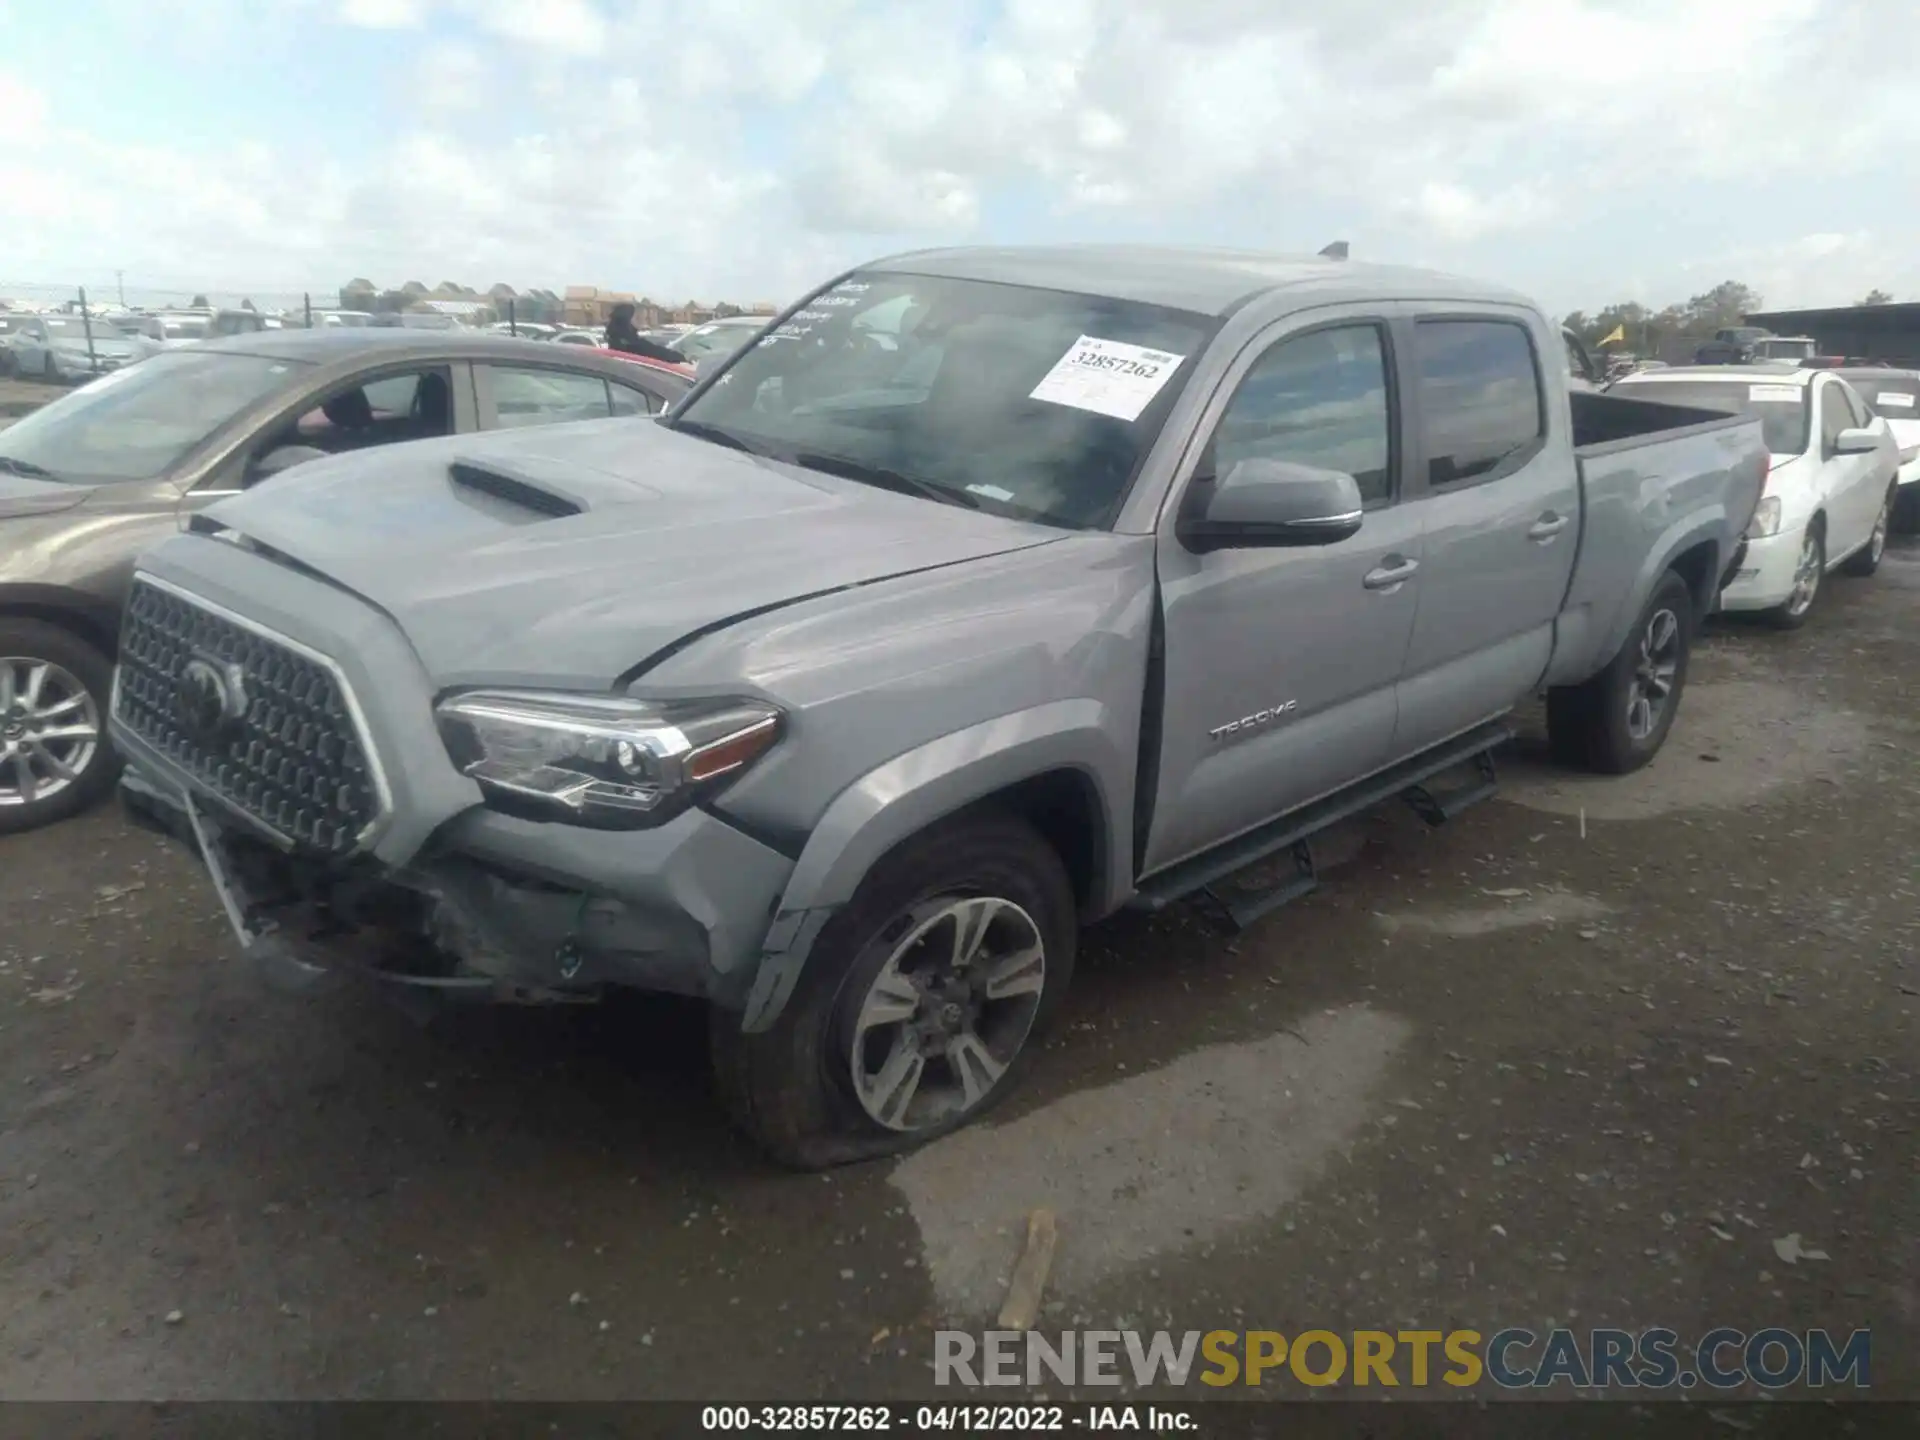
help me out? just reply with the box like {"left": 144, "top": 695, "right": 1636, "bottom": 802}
{"left": 435, "top": 690, "right": 781, "bottom": 828}
{"left": 1747, "top": 496, "right": 1782, "bottom": 539}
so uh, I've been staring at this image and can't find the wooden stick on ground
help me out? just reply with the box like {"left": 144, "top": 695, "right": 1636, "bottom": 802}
{"left": 996, "top": 1208, "right": 1058, "bottom": 1332}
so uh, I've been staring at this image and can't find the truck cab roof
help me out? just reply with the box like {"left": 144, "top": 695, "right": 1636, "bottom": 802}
{"left": 866, "top": 245, "right": 1532, "bottom": 318}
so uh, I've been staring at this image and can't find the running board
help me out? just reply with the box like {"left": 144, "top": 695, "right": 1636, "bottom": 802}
{"left": 1402, "top": 748, "right": 1499, "bottom": 826}
{"left": 1130, "top": 719, "right": 1514, "bottom": 926}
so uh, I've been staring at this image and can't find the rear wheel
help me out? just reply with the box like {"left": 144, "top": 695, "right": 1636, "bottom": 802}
{"left": 0, "top": 620, "right": 120, "bottom": 834}
{"left": 1547, "top": 569, "right": 1693, "bottom": 775}
{"left": 712, "top": 810, "right": 1076, "bottom": 1170}
{"left": 1893, "top": 486, "right": 1920, "bottom": 535}
{"left": 1840, "top": 485, "right": 1894, "bottom": 577}
{"left": 1764, "top": 520, "right": 1824, "bottom": 630}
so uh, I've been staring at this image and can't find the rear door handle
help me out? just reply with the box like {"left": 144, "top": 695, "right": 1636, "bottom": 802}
{"left": 1363, "top": 555, "right": 1419, "bottom": 591}
{"left": 1528, "top": 511, "right": 1571, "bottom": 542}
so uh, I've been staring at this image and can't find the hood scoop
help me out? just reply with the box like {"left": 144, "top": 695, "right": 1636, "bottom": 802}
{"left": 448, "top": 458, "right": 587, "bottom": 521}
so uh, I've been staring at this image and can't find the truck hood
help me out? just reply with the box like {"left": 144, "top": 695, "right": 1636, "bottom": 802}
{"left": 200, "top": 419, "right": 1064, "bottom": 687}
{"left": 0, "top": 472, "right": 91, "bottom": 521}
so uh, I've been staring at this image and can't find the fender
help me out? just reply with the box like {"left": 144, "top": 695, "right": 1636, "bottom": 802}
{"left": 737, "top": 698, "right": 1132, "bottom": 1033}
{"left": 1545, "top": 510, "right": 1726, "bottom": 689}
{"left": 0, "top": 582, "right": 123, "bottom": 649}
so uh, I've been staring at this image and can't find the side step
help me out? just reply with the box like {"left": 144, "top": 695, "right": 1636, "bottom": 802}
{"left": 1131, "top": 719, "right": 1513, "bottom": 929}
{"left": 1402, "top": 748, "right": 1498, "bottom": 827}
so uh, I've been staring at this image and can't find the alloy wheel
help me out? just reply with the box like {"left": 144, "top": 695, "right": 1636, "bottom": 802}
{"left": 1624, "top": 607, "right": 1681, "bottom": 743}
{"left": 1785, "top": 532, "right": 1822, "bottom": 618}
{"left": 1869, "top": 495, "right": 1889, "bottom": 566}
{"left": 847, "top": 894, "right": 1047, "bottom": 1132}
{"left": 0, "top": 657, "right": 101, "bottom": 811}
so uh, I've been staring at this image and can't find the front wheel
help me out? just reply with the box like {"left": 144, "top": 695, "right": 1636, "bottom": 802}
{"left": 1840, "top": 486, "right": 1894, "bottom": 577}
{"left": 712, "top": 810, "right": 1076, "bottom": 1169}
{"left": 1765, "top": 522, "right": 1824, "bottom": 630}
{"left": 0, "top": 620, "right": 121, "bottom": 834}
{"left": 1546, "top": 569, "right": 1694, "bottom": 775}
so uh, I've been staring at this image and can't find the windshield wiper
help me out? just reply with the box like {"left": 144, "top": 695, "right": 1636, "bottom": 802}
{"left": 787, "top": 451, "right": 980, "bottom": 511}
{"left": 0, "top": 455, "right": 60, "bottom": 481}
{"left": 665, "top": 418, "right": 761, "bottom": 455}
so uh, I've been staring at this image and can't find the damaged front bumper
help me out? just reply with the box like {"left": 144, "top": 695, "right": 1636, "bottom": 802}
{"left": 119, "top": 762, "right": 796, "bottom": 1008}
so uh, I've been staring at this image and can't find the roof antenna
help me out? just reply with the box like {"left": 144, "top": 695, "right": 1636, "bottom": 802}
{"left": 1318, "top": 240, "right": 1349, "bottom": 260}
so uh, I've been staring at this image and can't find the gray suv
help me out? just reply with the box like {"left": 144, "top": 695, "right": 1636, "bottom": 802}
{"left": 109, "top": 247, "right": 1766, "bottom": 1167}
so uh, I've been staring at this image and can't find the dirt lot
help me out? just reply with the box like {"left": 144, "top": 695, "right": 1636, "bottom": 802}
{"left": 0, "top": 376, "right": 63, "bottom": 421}
{"left": 0, "top": 541, "right": 1915, "bottom": 1404}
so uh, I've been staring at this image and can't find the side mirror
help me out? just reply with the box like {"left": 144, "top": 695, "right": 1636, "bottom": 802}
{"left": 249, "top": 444, "right": 329, "bottom": 482}
{"left": 1178, "top": 458, "right": 1365, "bottom": 554}
{"left": 1833, "top": 427, "right": 1880, "bottom": 456}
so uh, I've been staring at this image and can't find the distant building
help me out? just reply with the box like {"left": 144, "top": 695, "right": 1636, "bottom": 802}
{"left": 562, "top": 286, "right": 638, "bottom": 326}
{"left": 416, "top": 298, "right": 494, "bottom": 322}
{"left": 1744, "top": 304, "right": 1920, "bottom": 367}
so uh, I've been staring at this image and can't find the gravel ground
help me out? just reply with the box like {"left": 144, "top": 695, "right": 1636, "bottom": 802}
{"left": 0, "top": 376, "right": 63, "bottom": 420}
{"left": 0, "top": 538, "right": 1914, "bottom": 1404}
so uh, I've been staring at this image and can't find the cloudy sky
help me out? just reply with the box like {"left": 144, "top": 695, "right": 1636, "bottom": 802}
{"left": 0, "top": 0, "right": 1911, "bottom": 315}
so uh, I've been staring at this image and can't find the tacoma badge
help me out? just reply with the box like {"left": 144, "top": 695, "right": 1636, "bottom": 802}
{"left": 1209, "top": 700, "right": 1297, "bottom": 742}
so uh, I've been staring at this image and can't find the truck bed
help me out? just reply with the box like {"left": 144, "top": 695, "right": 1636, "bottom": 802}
{"left": 1544, "top": 390, "right": 1769, "bottom": 690}
{"left": 1569, "top": 388, "right": 1755, "bottom": 456}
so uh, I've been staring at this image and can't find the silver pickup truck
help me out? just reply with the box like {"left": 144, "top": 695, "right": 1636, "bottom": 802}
{"left": 107, "top": 248, "right": 1767, "bottom": 1167}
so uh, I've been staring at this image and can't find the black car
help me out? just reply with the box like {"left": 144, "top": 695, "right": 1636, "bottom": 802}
{"left": 0, "top": 330, "right": 692, "bottom": 833}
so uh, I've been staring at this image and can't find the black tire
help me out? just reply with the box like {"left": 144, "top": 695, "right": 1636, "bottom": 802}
{"left": 1764, "top": 519, "right": 1824, "bottom": 630}
{"left": 712, "top": 809, "right": 1076, "bottom": 1170}
{"left": 1893, "top": 485, "right": 1920, "bottom": 536}
{"left": 1546, "top": 569, "right": 1693, "bottom": 775}
{"left": 0, "top": 618, "right": 121, "bottom": 834}
{"left": 1840, "top": 485, "right": 1895, "bottom": 577}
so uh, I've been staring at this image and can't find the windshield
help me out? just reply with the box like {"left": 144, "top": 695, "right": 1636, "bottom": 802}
{"left": 674, "top": 321, "right": 758, "bottom": 361}
{"left": 1614, "top": 378, "right": 1809, "bottom": 456}
{"left": 0, "top": 350, "right": 309, "bottom": 484}
{"left": 1754, "top": 338, "right": 1815, "bottom": 360}
{"left": 1846, "top": 376, "right": 1920, "bottom": 419}
{"left": 673, "top": 272, "right": 1213, "bottom": 529}
{"left": 44, "top": 316, "right": 119, "bottom": 341}
{"left": 160, "top": 318, "right": 209, "bottom": 339}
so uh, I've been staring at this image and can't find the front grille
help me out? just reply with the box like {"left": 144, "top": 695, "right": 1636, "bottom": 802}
{"left": 115, "top": 580, "right": 382, "bottom": 857}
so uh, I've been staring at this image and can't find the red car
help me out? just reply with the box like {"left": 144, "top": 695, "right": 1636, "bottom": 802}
{"left": 592, "top": 347, "right": 697, "bottom": 382}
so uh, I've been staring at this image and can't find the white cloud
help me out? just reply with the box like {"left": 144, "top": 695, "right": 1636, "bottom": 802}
{"left": 3, "top": 1, "right": 1917, "bottom": 311}
{"left": 339, "top": 0, "right": 428, "bottom": 29}
{"left": 416, "top": 41, "right": 488, "bottom": 110}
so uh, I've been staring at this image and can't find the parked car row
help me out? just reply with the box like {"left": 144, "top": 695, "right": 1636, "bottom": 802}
{"left": 1605, "top": 361, "right": 1909, "bottom": 623}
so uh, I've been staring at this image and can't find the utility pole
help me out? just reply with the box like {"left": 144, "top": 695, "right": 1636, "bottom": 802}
{"left": 116, "top": 270, "right": 126, "bottom": 306}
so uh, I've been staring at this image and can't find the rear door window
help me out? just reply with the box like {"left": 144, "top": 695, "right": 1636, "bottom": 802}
{"left": 1413, "top": 320, "right": 1544, "bottom": 487}
{"left": 489, "top": 366, "right": 615, "bottom": 429}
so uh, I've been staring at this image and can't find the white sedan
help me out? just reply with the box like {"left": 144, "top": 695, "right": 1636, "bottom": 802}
{"left": 1837, "top": 367, "right": 1920, "bottom": 531}
{"left": 1608, "top": 366, "right": 1900, "bottom": 627}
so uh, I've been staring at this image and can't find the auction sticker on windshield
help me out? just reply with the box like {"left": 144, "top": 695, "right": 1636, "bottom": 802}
{"left": 1873, "top": 392, "right": 1914, "bottom": 408}
{"left": 1030, "top": 336, "right": 1185, "bottom": 422}
{"left": 1750, "top": 384, "right": 1802, "bottom": 403}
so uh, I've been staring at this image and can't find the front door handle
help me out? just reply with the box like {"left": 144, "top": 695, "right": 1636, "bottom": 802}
{"left": 1528, "top": 511, "right": 1571, "bottom": 542}
{"left": 1363, "top": 555, "right": 1420, "bottom": 591}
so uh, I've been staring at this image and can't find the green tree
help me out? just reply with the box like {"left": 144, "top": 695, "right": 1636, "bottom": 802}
{"left": 1680, "top": 281, "right": 1762, "bottom": 332}
{"left": 1856, "top": 288, "right": 1894, "bottom": 306}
